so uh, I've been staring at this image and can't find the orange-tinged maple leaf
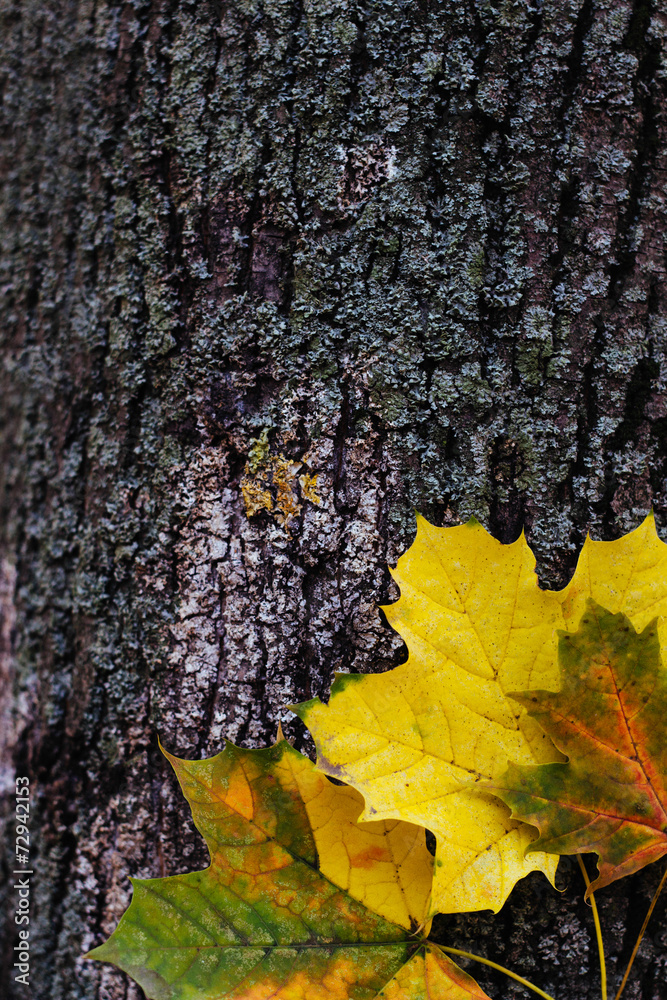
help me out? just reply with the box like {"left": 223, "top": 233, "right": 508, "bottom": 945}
{"left": 87, "top": 739, "right": 491, "bottom": 1000}
{"left": 492, "top": 600, "right": 667, "bottom": 894}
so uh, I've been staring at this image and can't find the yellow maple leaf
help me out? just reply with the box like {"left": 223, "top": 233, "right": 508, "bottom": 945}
{"left": 294, "top": 515, "right": 564, "bottom": 915}
{"left": 558, "top": 511, "right": 667, "bottom": 637}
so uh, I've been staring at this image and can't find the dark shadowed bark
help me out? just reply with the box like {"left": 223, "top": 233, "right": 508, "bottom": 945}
{"left": 1, "top": 1, "right": 667, "bottom": 998}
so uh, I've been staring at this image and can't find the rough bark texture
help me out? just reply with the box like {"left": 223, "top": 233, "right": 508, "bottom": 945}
{"left": 1, "top": 1, "right": 667, "bottom": 998}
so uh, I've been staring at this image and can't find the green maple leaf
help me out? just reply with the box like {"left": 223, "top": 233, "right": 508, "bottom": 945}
{"left": 492, "top": 600, "right": 667, "bottom": 894}
{"left": 88, "top": 739, "right": 491, "bottom": 1000}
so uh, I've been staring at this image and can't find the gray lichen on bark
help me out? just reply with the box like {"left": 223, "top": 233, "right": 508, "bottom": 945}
{"left": 2, "top": 0, "right": 667, "bottom": 998}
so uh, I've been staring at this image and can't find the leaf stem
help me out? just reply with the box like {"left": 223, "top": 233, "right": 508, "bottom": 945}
{"left": 613, "top": 862, "right": 667, "bottom": 1000}
{"left": 437, "top": 944, "right": 557, "bottom": 1000}
{"left": 577, "top": 855, "right": 607, "bottom": 1000}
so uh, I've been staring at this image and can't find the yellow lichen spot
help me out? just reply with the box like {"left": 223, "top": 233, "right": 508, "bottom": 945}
{"left": 241, "top": 473, "right": 273, "bottom": 517}
{"left": 241, "top": 431, "right": 321, "bottom": 532}
{"left": 299, "top": 472, "right": 321, "bottom": 504}
{"left": 272, "top": 456, "right": 302, "bottom": 529}
{"left": 246, "top": 427, "right": 271, "bottom": 473}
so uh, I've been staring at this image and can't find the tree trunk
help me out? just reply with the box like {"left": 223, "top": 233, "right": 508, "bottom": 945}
{"left": 1, "top": 1, "right": 667, "bottom": 997}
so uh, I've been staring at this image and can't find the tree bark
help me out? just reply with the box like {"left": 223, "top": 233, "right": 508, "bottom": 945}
{"left": 1, "top": 1, "right": 667, "bottom": 997}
